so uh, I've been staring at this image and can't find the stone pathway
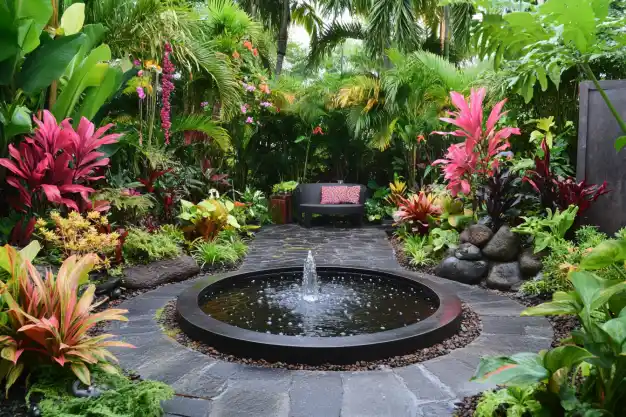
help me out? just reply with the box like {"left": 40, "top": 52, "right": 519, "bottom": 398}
{"left": 106, "top": 225, "right": 552, "bottom": 417}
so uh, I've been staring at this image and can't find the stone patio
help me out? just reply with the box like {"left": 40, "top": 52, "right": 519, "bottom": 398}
{"left": 106, "top": 225, "right": 552, "bottom": 417}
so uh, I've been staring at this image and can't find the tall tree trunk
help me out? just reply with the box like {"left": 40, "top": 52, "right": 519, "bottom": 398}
{"left": 275, "top": 0, "right": 291, "bottom": 77}
{"left": 48, "top": 0, "right": 59, "bottom": 109}
{"left": 442, "top": 6, "right": 451, "bottom": 60}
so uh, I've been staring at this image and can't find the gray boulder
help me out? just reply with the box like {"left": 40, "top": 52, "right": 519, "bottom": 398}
{"left": 462, "top": 224, "right": 493, "bottom": 248}
{"left": 519, "top": 249, "right": 543, "bottom": 277}
{"left": 435, "top": 257, "right": 488, "bottom": 285}
{"left": 123, "top": 255, "right": 200, "bottom": 289}
{"left": 486, "top": 262, "right": 523, "bottom": 291}
{"left": 454, "top": 243, "right": 483, "bottom": 261}
{"left": 482, "top": 225, "right": 519, "bottom": 261}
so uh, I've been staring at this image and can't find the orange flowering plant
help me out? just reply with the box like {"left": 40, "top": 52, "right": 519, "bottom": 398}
{"left": 0, "top": 248, "right": 133, "bottom": 393}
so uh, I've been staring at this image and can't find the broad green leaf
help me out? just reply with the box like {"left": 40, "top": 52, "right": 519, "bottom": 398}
{"left": 2, "top": 105, "right": 31, "bottom": 139}
{"left": 59, "top": 3, "right": 85, "bottom": 36}
{"left": 544, "top": 346, "right": 594, "bottom": 373}
{"left": 580, "top": 239, "right": 626, "bottom": 270}
{"left": 591, "top": 0, "right": 611, "bottom": 20}
{"left": 5, "top": 362, "right": 23, "bottom": 394}
{"left": 63, "top": 23, "right": 108, "bottom": 81}
{"left": 227, "top": 215, "right": 240, "bottom": 229}
{"left": 19, "top": 240, "right": 40, "bottom": 262}
{"left": 472, "top": 352, "right": 548, "bottom": 386}
{"left": 224, "top": 200, "right": 235, "bottom": 211}
{"left": 75, "top": 66, "right": 123, "bottom": 121}
{"left": 614, "top": 136, "right": 626, "bottom": 152}
{"left": 536, "top": 67, "right": 548, "bottom": 92}
{"left": 17, "top": 33, "right": 85, "bottom": 93}
{"left": 521, "top": 300, "right": 578, "bottom": 317}
{"left": 52, "top": 44, "right": 111, "bottom": 120}
{"left": 295, "top": 135, "right": 308, "bottom": 143}
{"left": 15, "top": 0, "right": 53, "bottom": 53}
{"left": 71, "top": 362, "right": 91, "bottom": 385}
{"left": 601, "top": 316, "right": 626, "bottom": 347}
{"left": 591, "top": 282, "right": 626, "bottom": 312}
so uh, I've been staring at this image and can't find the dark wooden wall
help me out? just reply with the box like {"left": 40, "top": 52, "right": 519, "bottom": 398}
{"left": 578, "top": 80, "right": 626, "bottom": 234}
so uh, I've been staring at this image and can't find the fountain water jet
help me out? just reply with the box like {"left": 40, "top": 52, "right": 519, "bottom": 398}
{"left": 302, "top": 251, "right": 319, "bottom": 302}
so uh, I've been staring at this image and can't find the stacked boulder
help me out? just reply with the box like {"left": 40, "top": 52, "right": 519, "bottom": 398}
{"left": 435, "top": 224, "right": 543, "bottom": 291}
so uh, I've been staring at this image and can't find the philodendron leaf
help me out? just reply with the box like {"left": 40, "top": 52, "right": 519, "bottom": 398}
{"left": 17, "top": 33, "right": 85, "bottom": 93}
{"left": 75, "top": 66, "right": 123, "bottom": 121}
{"left": 2, "top": 105, "right": 32, "bottom": 139}
{"left": 52, "top": 44, "right": 111, "bottom": 120}
{"left": 543, "top": 345, "right": 594, "bottom": 374}
{"left": 579, "top": 239, "right": 626, "bottom": 270}
{"left": 472, "top": 352, "right": 548, "bottom": 386}
{"left": 59, "top": 3, "right": 85, "bottom": 36}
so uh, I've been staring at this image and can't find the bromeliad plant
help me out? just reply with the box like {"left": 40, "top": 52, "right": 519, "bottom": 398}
{"left": 393, "top": 192, "right": 442, "bottom": 235}
{"left": 432, "top": 88, "right": 521, "bottom": 201}
{"left": 0, "top": 110, "right": 120, "bottom": 213}
{"left": 0, "top": 249, "right": 133, "bottom": 394}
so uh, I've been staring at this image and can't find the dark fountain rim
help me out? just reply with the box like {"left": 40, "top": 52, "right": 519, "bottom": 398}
{"left": 176, "top": 265, "right": 463, "bottom": 364}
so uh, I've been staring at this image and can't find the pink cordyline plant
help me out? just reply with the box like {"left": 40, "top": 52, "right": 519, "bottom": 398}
{"left": 0, "top": 110, "right": 120, "bottom": 212}
{"left": 161, "top": 42, "right": 175, "bottom": 145}
{"left": 432, "top": 88, "right": 520, "bottom": 197}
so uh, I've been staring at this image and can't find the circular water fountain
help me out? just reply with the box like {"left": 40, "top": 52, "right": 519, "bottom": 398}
{"left": 177, "top": 252, "right": 462, "bottom": 364}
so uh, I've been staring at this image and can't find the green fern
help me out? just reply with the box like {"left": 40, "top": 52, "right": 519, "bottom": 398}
{"left": 123, "top": 228, "right": 181, "bottom": 264}
{"left": 171, "top": 114, "right": 232, "bottom": 151}
{"left": 27, "top": 365, "right": 173, "bottom": 417}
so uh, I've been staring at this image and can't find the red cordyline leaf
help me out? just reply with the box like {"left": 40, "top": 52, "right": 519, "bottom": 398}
{"left": 431, "top": 88, "right": 520, "bottom": 196}
{"left": 138, "top": 168, "right": 173, "bottom": 193}
{"left": 0, "top": 110, "right": 120, "bottom": 212}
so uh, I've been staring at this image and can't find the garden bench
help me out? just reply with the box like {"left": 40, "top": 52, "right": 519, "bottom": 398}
{"left": 294, "top": 183, "right": 366, "bottom": 228}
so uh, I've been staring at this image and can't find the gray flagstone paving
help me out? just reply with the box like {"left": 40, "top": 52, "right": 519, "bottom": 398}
{"left": 105, "top": 224, "right": 552, "bottom": 417}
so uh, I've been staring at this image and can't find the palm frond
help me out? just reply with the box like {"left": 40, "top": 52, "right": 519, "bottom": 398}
{"left": 307, "top": 21, "right": 366, "bottom": 68}
{"left": 171, "top": 114, "right": 232, "bottom": 151}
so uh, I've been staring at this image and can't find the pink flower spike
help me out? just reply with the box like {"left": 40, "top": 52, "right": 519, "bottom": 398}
{"left": 136, "top": 87, "right": 146, "bottom": 100}
{"left": 137, "top": 70, "right": 144, "bottom": 77}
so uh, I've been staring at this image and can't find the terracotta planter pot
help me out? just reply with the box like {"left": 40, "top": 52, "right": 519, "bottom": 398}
{"left": 270, "top": 194, "right": 293, "bottom": 224}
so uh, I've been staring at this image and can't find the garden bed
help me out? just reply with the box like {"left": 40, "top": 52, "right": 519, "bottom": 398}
{"left": 156, "top": 300, "right": 482, "bottom": 371}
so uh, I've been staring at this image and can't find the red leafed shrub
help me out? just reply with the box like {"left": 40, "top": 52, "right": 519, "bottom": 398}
{"left": 524, "top": 139, "right": 609, "bottom": 216}
{"left": 432, "top": 88, "right": 520, "bottom": 197}
{"left": 0, "top": 111, "right": 121, "bottom": 213}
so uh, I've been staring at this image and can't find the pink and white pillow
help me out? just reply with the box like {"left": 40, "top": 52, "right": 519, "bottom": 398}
{"left": 320, "top": 186, "right": 346, "bottom": 204}
{"left": 343, "top": 186, "right": 361, "bottom": 204}
{"left": 320, "top": 186, "right": 361, "bottom": 204}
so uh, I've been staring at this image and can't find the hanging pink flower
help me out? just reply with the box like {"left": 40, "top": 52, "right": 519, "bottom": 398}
{"left": 241, "top": 104, "right": 248, "bottom": 114}
{"left": 137, "top": 70, "right": 144, "bottom": 77}
{"left": 260, "top": 101, "right": 272, "bottom": 108}
{"left": 136, "top": 87, "right": 146, "bottom": 100}
{"left": 246, "top": 117, "right": 254, "bottom": 124}
{"left": 160, "top": 42, "right": 175, "bottom": 145}
{"left": 133, "top": 59, "right": 141, "bottom": 66}
{"left": 200, "top": 101, "right": 209, "bottom": 109}
{"left": 245, "top": 84, "right": 256, "bottom": 92}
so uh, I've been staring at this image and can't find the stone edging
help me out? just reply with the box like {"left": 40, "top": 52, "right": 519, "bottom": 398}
{"left": 105, "top": 272, "right": 553, "bottom": 417}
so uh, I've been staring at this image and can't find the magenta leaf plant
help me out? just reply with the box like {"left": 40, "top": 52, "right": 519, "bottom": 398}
{"left": 0, "top": 110, "right": 121, "bottom": 212}
{"left": 432, "top": 88, "right": 520, "bottom": 197}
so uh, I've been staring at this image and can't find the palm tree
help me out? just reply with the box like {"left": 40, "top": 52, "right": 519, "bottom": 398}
{"left": 238, "top": 0, "right": 323, "bottom": 77}
{"left": 85, "top": 0, "right": 242, "bottom": 117}
{"left": 308, "top": 0, "right": 474, "bottom": 66}
{"left": 332, "top": 50, "right": 483, "bottom": 187}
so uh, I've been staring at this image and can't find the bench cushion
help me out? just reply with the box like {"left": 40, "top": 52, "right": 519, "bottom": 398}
{"left": 299, "top": 203, "right": 364, "bottom": 215}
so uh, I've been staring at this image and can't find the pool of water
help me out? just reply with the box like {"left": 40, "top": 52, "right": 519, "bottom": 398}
{"left": 200, "top": 271, "right": 439, "bottom": 337}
